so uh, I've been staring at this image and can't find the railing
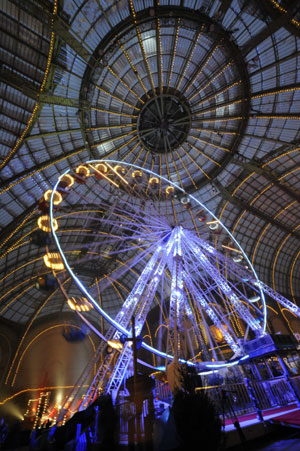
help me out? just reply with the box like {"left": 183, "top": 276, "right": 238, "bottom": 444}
{"left": 193, "top": 376, "right": 298, "bottom": 421}
{"left": 118, "top": 397, "right": 152, "bottom": 442}
{"left": 155, "top": 380, "right": 172, "bottom": 404}
{"left": 199, "top": 383, "right": 255, "bottom": 418}
{"left": 31, "top": 375, "right": 300, "bottom": 450}
{"left": 119, "top": 375, "right": 300, "bottom": 435}
{"left": 251, "top": 377, "right": 295, "bottom": 410}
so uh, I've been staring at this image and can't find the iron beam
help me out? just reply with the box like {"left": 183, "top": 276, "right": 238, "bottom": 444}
{"left": 38, "top": 93, "right": 88, "bottom": 108}
{"left": 251, "top": 82, "right": 300, "bottom": 99}
{"left": 214, "top": 180, "right": 300, "bottom": 240}
{"left": 52, "top": 16, "right": 92, "bottom": 63}
{"left": 0, "top": 68, "right": 40, "bottom": 100}
{"left": 24, "top": 128, "right": 82, "bottom": 141}
{"left": 231, "top": 158, "right": 300, "bottom": 204}
{"left": 216, "top": 0, "right": 234, "bottom": 20}
{"left": 0, "top": 205, "right": 37, "bottom": 248}
{"left": 242, "top": 1, "right": 300, "bottom": 54}
{"left": 0, "top": 147, "right": 86, "bottom": 195}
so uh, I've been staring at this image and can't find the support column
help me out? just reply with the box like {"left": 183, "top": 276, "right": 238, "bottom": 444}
{"left": 277, "top": 354, "right": 300, "bottom": 408}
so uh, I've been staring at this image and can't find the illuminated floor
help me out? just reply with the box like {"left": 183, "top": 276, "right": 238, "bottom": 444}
{"left": 225, "top": 405, "right": 300, "bottom": 450}
{"left": 225, "top": 404, "right": 299, "bottom": 432}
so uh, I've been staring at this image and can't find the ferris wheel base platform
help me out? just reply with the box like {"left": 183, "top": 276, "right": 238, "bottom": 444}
{"left": 225, "top": 403, "right": 299, "bottom": 448}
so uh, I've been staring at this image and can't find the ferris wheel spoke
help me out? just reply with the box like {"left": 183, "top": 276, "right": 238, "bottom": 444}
{"left": 180, "top": 235, "right": 257, "bottom": 326}
{"left": 103, "top": 242, "right": 154, "bottom": 256}
{"left": 183, "top": 271, "right": 241, "bottom": 355}
{"left": 182, "top": 262, "right": 235, "bottom": 334}
{"left": 135, "top": 244, "right": 172, "bottom": 335}
{"left": 226, "top": 278, "right": 259, "bottom": 312}
{"left": 63, "top": 202, "right": 169, "bottom": 238}
{"left": 184, "top": 294, "right": 211, "bottom": 361}
{"left": 59, "top": 229, "right": 153, "bottom": 251}
{"left": 183, "top": 235, "right": 262, "bottom": 335}
{"left": 110, "top": 246, "right": 163, "bottom": 330}
{"left": 110, "top": 200, "right": 170, "bottom": 230}
{"left": 91, "top": 232, "right": 173, "bottom": 296}
{"left": 191, "top": 235, "right": 263, "bottom": 312}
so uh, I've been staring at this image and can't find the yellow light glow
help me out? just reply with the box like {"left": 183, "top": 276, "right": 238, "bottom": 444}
{"left": 75, "top": 165, "right": 90, "bottom": 177}
{"left": 149, "top": 177, "right": 159, "bottom": 185}
{"left": 37, "top": 216, "right": 58, "bottom": 233}
{"left": 165, "top": 186, "right": 175, "bottom": 195}
{"left": 107, "top": 340, "right": 123, "bottom": 351}
{"left": 106, "top": 162, "right": 128, "bottom": 185}
{"left": 67, "top": 297, "right": 93, "bottom": 312}
{"left": 60, "top": 174, "right": 74, "bottom": 188}
{"left": 222, "top": 245, "right": 242, "bottom": 254}
{"left": 132, "top": 170, "right": 143, "bottom": 178}
{"left": 197, "top": 213, "right": 207, "bottom": 222}
{"left": 44, "top": 190, "right": 62, "bottom": 205}
{"left": 67, "top": 299, "right": 76, "bottom": 310}
{"left": 43, "top": 253, "right": 64, "bottom": 270}
{"left": 95, "top": 163, "right": 107, "bottom": 174}
{"left": 90, "top": 164, "right": 119, "bottom": 187}
{"left": 114, "top": 165, "right": 125, "bottom": 174}
{"left": 210, "top": 324, "right": 228, "bottom": 343}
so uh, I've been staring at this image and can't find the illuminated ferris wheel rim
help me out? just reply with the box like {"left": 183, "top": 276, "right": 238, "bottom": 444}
{"left": 50, "top": 159, "right": 267, "bottom": 366}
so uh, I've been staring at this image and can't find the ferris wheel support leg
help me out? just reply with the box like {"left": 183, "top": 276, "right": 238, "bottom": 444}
{"left": 82, "top": 246, "right": 167, "bottom": 405}
{"left": 257, "top": 281, "right": 300, "bottom": 319}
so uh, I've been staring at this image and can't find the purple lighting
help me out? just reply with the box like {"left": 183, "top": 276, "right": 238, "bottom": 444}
{"left": 49, "top": 160, "right": 271, "bottom": 376}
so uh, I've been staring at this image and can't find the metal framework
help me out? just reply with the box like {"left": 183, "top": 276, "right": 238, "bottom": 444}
{"left": 2, "top": 1, "right": 300, "bottom": 417}
{"left": 46, "top": 160, "right": 300, "bottom": 414}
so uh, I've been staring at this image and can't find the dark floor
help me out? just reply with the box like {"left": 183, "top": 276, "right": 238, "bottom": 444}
{"left": 227, "top": 427, "right": 300, "bottom": 451}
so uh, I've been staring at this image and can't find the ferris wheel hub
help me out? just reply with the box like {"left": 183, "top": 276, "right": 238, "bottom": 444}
{"left": 137, "top": 89, "right": 191, "bottom": 153}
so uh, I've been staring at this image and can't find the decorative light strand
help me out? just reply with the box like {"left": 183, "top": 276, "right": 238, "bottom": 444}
{"left": 193, "top": 81, "right": 242, "bottom": 108}
{"left": 129, "top": 0, "right": 156, "bottom": 94}
{"left": 167, "top": 18, "right": 180, "bottom": 90}
{"left": 188, "top": 61, "right": 233, "bottom": 102}
{"left": 95, "top": 85, "right": 140, "bottom": 110}
{"left": 187, "top": 140, "right": 222, "bottom": 166}
{"left": 0, "top": 0, "right": 58, "bottom": 171}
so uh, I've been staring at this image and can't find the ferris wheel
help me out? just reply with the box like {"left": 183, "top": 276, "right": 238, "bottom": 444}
{"left": 46, "top": 159, "right": 267, "bottom": 371}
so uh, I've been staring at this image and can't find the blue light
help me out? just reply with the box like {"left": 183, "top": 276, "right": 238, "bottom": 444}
{"left": 206, "top": 361, "right": 239, "bottom": 369}
{"left": 50, "top": 185, "right": 194, "bottom": 364}
{"left": 239, "top": 354, "right": 250, "bottom": 361}
{"left": 49, "top": 159, "right": 267, "bottom": 365}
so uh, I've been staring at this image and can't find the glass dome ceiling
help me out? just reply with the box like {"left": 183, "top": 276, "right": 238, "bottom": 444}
{"left": 1, "top": 0, "right": 300, "bottom": 340}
